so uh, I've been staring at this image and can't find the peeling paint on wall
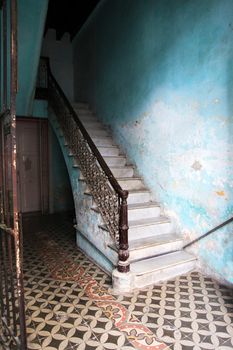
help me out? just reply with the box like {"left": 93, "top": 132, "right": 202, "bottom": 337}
{"left": 73, "top": 0, "right": 233, "bottom": 284}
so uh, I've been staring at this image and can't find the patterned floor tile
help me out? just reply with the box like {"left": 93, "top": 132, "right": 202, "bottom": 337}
{"left": 2, "top": 214, "right": 232, "bottom": 350}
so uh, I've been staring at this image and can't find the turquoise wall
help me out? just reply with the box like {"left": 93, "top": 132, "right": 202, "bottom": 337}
{"left": 49, "top": 125, "right": 74, "bottom": 213}
{"left": 16, "top": 0, "right": 48, "bottom": 115}
{"left": 32, "top": 100, "right": 48, "bottom": 118}
{"left": 73, "top": 0, "right": 233, "bottom": 283}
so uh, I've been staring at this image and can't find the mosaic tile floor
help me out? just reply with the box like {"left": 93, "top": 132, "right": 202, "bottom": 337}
{"left": 8, "top": 214, "right": 233, "bottom": 349}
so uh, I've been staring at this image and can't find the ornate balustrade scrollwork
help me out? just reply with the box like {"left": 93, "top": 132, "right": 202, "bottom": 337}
{"left": 40, "top": 57, "right": 130, "bottom": 273}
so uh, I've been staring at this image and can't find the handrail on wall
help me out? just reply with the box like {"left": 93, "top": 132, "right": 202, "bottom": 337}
{"left": 41, "top": 57, "right": 130, "bottom": 273}
{"left": 183, "top": 216, "right": 233, "bottom": 249}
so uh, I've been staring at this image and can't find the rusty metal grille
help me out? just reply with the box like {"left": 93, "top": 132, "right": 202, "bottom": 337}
{"left": 0, "top": 226, "right": 21, "bottom": 349}
{"left": 0, "top": 111, "right": 27, "bottom": 350}
{"left": 0, "top": 0, "right": 27, "bottom": 348}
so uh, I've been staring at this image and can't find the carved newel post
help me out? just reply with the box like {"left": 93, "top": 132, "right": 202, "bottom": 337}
{"left": 118, "top": 190, "right": 130, "bottom": 272}
{"left": 112, "top": 190, "right": 134, "bottom": 292}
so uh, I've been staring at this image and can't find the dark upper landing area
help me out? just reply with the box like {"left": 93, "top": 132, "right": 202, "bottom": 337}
{"left": 44, "top": 0, "right": 100, "bottom": 40}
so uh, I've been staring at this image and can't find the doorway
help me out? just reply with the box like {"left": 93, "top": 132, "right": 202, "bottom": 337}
{"left": 16, "top": 118, "right": 49, "bottom": 214}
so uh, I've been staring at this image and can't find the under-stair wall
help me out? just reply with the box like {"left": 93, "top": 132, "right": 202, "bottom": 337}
{"left": 73, "top": 0, "right": 233, "bottom": 285}
{"left": 48, "top": 108, "right": 118, "bottom": 274}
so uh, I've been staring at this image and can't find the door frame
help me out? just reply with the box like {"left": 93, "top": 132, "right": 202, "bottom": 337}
{"left": 16, "top": 117, "right": 49, "bottom": 214}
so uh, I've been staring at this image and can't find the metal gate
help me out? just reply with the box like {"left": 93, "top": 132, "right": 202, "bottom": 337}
{"left": 0, "top": 1, "right": 27, "bottom": 349}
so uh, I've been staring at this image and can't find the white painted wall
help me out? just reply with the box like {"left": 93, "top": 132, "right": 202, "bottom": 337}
{"left": 42, "top": 29, "right": 74, "bottom": 101}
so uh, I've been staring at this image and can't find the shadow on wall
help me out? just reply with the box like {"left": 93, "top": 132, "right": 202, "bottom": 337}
{"left": 49, "top": 124, "right": 74, "bottom": 213}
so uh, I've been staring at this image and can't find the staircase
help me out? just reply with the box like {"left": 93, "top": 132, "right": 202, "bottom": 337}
{"left": 59, "top": 101, "right": 197, "bottom": 290}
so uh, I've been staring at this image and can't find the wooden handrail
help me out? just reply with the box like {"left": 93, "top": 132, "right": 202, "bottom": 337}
{"left": 45, "top": 58, "right": 127, "bottom": 199}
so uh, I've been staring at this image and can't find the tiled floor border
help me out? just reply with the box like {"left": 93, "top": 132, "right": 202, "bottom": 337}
{"left": 34, "top": 231, "right": 170, "bottom": 350}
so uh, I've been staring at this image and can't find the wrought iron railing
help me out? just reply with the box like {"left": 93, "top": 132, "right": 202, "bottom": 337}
{"left": 39, "top": 57, "right": 130, "bottom": 273}
{"left": 0, "top": 1, "right": 27, "bottom": 349}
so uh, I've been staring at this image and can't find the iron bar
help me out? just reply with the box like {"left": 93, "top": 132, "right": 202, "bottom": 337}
{"left": 10, "top": 0, "right": 27, "bottom": 347}
{"left": 183, "top": 216, "right": 233, "bottom": 249}
{"left": 0, "top": 1, "right": 27, "bottom": 348}
{"left": 0, "top": 233, "right": 4, "bottom": 319}
{"left": 3, "top": 0, "right": 7, "bottom": 110}
{"left": 7, "top": 233, "right": 17, "bottom": 334}
{"left": 1, "top": 230, "right": 10, "bottom": 326}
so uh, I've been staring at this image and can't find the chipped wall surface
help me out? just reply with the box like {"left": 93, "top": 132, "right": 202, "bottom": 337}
{"left": 73, "top": 0, "right": 233, "bottom": 283}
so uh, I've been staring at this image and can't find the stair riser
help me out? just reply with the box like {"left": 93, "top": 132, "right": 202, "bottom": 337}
{"left": 89, "top": 129, "right": 109, "bottom": 137}
{"left": 82, "top": 122, "right": 103, "bottom": 129}
{"left": 127, "top": 192, "right": 151, "bottom": 205}
{"left": 134, "top": 260, "right": 196, "bottom": 288}
{"left": 78, "top": 115, "right": 96, "bottom": 122}
{"left": 118, "top": 179, "right": 145, "bottom": 191}
{"left": 92, "top": 138, "right": 113, "bottom": 146}
{"left": 79, "top": 115, "right": 96, "bottom": 121}
{"left": 104, "top": 157, "right": 126, "bottom": 167}
{"left": 128, "top": 221, "right": 172, "bottom": 240}
{"left": 73, "top": 103, "right": 89, "bottom": 110}
{"left": 129, "top": 240, "right": 183, "bottom": 262}
{"left": 128, "top": 206, "right": 160, "bottom": 221}
{"left": 98, "top": 147, "right": 119, "bottom": 157}
{"left": 74, "top": 108, "right": 91, "bottom": 114}
{"left": 111, "top": 167, "right": 134, "bottom": 178}
{"left": 86, "top": 125, "right": 109, "bottom": 132}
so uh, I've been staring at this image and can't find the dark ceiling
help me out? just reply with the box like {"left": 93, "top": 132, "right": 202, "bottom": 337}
{"left": 45, "top": 0, "right": 100, "bottom": 40}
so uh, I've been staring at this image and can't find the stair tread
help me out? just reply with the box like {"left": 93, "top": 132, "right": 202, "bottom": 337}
{"left": 117, "top": 177, "right": 142, "bottom": 181}
{"left": 128, "top": 201, "right": 159, "bottom": 210}
{"left": 100, "top": 216, "right": 170, "bottom": 232}
{"left": 110, "top": 165, "right": 135, "bottom": 169}
{"left": 128, "top": 189, "right": 150, "bottom": 194}
{"left": 92, "top": 136, "right": 112, "bottom": 140}
{"left": 131, "top": 251, "right": 196, "bottom": 275}
{"left": 129, "top": 233, "right": 182, "bottom": 250}
{"left": 129, "top": 216, "right": 170, "bottom": 227}
{"left": 94, "top": 201, "right": 159, "bottom": 213}
{"left": 104, "top": 155, "right": 126, "bottom": 159}
{"left": 97, "top": 145, "right": 119, "bottom": 149}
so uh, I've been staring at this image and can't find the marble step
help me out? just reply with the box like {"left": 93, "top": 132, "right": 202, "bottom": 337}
{"left": 85, "top": 124, "right": 109, "bottom": 132}
{"left": 73, "top": 102, "right": 89, "bottom": 110}
{"left": 131, "top": 251, "right": 196, "bottom": 288}
{"left": 128, "top": 202, "right": 160, "bottom": 221}
{"left": 128, "top": 216, "right": 172, "bottom": 240}
{"left": 82, "top": 121, "right": 103, "bottom": 129}
{"left": 76, "top": 113, "right": 96, "bottom": 122}
{"left": 88, "top": 128, "right": 109, "bottom": 137}
{"left": 93, "top": 201, "right": 160, "bottom": 222}
{"left": 117, "top": 177, "right": 145, "bottom": 191}
{"left": 129, "top": 233, "right": 183, "bottom": 262}
{"left": 92, "top": 136, "right": 114, "bottom": 146}
{"left": 98, "top": 146, "right": 120, "bottom": 157}
{"left": 104, "top": 156, "right": 127, "bottom": 167}
{"left": 127, "top": 189, "right": 151, "bottom": 205}
{"left": 99, "top": 216, "right": 172, "bottom": 240}
{"left": 110, "top": 166, "right": 135, "bottom": 178}
{"left": 77, "top": 164, "right": 134, "bottom": 180}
